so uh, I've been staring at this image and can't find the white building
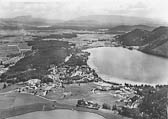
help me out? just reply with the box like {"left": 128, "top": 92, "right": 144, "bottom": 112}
{"left": 27, "top": 79, "right": 41, "bottom": 86}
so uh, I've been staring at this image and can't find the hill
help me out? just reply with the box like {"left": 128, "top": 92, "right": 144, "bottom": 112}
{"left": 65, "top": 15, "right": 163, "bottom": 27}
{"left": 106, "top": 25, "right": 154, "bottom": 34}
{"left": 0, "top": 16, "right": 63, "bottom": 29}
{"left": 142, "top": 40, "right": 168, "bottom": 57}
{"left": 118, "top": 29, "right": 151, "bottom": 46}
{"left": 118, "top": 26, "right": 168, "bottom": 57}
{"left": 0, "top": 15, "right": 165, "bottom": 30}
{"left": 140, "top": 26, "right": 168, "bottom": 57}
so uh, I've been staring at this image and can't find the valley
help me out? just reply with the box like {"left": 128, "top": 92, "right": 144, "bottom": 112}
{"left": 0, "top": 15, "right": 167, "bottom": 119}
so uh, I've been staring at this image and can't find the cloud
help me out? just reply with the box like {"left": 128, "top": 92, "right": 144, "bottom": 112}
{"left": 0, "top": 0, "right": 167, "bottom": 22}
{"left": 128, "top": 2, "right": 147, "bottom": 9}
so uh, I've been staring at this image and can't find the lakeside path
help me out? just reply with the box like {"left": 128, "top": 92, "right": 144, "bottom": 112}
{"left": 0, "top": 91, "right": 131, "bottom": 119}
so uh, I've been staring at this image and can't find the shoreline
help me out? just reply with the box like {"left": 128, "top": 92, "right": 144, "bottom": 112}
{"left": 138, "top": 49, "right": 168, "bottom": 59}
{"left": 84, "top": 46, "right": 168, "bottom": 86}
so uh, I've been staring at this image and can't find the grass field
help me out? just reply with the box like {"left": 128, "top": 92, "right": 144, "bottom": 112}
{"left": 46, "top": 82, "right": 122, "bottom": 108}
{"left": 0, "top": 91, "right": 130, "bottom": 119}
{"left": 0, "top": 84, "right": 22, "bottom": 93}
{"left": 0, "top": 83, "right": 130, "bottom": 119}
{"left": 0, "top": 92, "right": 49, "bottom": 109}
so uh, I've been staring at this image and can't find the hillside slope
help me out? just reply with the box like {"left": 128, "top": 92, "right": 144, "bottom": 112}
{"left": 118, "top": 26, "right": 168, "bottom": 57}
{"left": 140, "top": 26, "right": 168, "bottom": 56}
{"left": 141, "top": 40, "right": 168, "bottom": 57}
{"left": 106, "top": 25, "right": 154, "bottom": 34}
{"left": 118, "top": 29, "right": 151, "bottom": 46}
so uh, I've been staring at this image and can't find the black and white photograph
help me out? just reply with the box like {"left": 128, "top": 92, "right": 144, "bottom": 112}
{"left": 0, "top": 0, "right": 167, "bottom": 119}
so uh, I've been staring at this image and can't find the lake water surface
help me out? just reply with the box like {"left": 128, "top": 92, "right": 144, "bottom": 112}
{"left": 8, "top": 110, "right": 105, "bottom": 119}
{"left": 86, "top": 47, "right": 168, "bottom": 85}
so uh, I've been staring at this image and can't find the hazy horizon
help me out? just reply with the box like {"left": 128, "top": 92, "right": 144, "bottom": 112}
{"left": 0, "top": 0, "right": 168, "bottom": 23}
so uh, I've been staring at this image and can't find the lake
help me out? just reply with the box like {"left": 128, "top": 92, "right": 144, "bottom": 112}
{"left": 86, "top": 47, "right": 168, "bottom": 85}
{"left": 8, "top": 110, "right": 105, "bottom": 119}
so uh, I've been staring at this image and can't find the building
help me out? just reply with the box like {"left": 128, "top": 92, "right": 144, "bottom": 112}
{"left": 76, "top": 99, "right": 100, "bottom": 110}
{"left": 27, "top": 79, "right": 41, "bottom": 86}
{"left": 18, "top": 43, "right": 32, "bottom": 53}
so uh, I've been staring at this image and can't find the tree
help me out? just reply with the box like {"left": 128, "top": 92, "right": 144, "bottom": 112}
{"left": 138, "top": 87, "right": 167, "bottom": 119}
{"left": 3, "top": 83, "right": 7, "bottom": 89}
{"left": 102, "top": 103, "right": 111, "bottom": 110}
{"left": 112, "top": 104, "right": 117, "bottom": 110}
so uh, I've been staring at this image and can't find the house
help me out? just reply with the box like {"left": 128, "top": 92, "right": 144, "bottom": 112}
{"left": 76, "top": 99, "right": 100, "bottom": 110}
{"left": 44, "top": 86, "right": 53, "bottom": 91}
{"left": 18, "top": 43, "right": 32, "bottom": 53}
{"left": 0, "top": 83, "right": 5, "bottom": 89}
{"left": 71, "top": 70, "right": 82, "bottom": 77}
{"left": 27, "top": 79, "right": 41, "bottom": 86}
{"left": 6, "top": 45, "right": 20, "bottom": 54}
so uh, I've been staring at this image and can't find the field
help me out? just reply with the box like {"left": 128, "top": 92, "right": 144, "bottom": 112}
{"left": 0, "top": 90, "right": 130, "bottom": 119}
{"left": 0, "top": 84, "right": 22, "bottom": 93}
{"left": 0, "top": 92, "right": 49, "bottom": 109}
{"left": 46, "top": 82, "right": 123, "bottom": 108}
{"left": 0, "top": 33, "right": 33, "bottom": 59}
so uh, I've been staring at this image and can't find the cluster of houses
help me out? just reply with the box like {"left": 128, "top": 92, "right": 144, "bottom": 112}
{"left": 16, "top": 79, "right": 57, "bottom": 96}
{"left": 8, "top": 47, "right": 142, "bottom": 112}
{"left": 48, "top": 63, "right": 100, "bottom": 85}
{"left": 46, "top": 50, "right": 142, "bottom": 110}
{"left": 94, "top": 81, "right": 121, "bottom": 91}
{"left": 93, "top": 81, "right": 141, "bottom": 109}
{"left": 76, "top": 99, "right": 100, "bottom": 110}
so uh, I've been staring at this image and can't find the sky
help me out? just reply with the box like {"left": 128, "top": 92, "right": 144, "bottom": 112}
{"left": 0, "top": 0, "right": 168, "bottom": 22}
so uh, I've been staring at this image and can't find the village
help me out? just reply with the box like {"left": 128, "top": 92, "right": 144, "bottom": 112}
{"left": 14, "top": 51, "right": 101, "bottom": 96}
{"left": 0, "top": 30, "right": 160, "bottom": 119}
{"left": 9, "top": 50, "right": 143, "bottom": 114}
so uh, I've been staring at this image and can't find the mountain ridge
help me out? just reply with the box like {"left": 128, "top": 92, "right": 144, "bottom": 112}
{"left": 66, "top": 15, "right": 166, "bottom": 27}
{"left": 0, "top": 15, "right": 166, "bottom": 30}
{"left": 106, "top": 25, "right": 155, "bottom": 34}
{"left": 118, "top": 26, "right": 168, "bottom": 57}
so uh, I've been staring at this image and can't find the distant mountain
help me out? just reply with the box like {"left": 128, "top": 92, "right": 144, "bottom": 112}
{"left": 0, "top": 15, "right": 166, "bottom": 31}
{"left": 65, "top": 15, "right": 165, "bottom": 27}
{"left": 106, "top": 25, "right": 155, "bottom": 34}
{"left": 0, "top": 15, "right": 166, "bottom": 30}
{"left": 118, "top": 26, "right": 168, "bottom": 57}
{"left": 0, "top": 15, "right": 63, "bottom": 29}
